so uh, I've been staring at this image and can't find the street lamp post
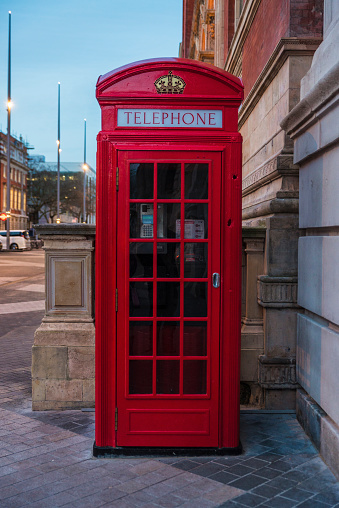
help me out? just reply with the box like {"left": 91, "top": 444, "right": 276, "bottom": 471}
{"left": 56, "top": 82, "right": 61, "bottom": 224}
{"left": 83, "top": 119, "right": 87, "bottom": 223}
{"left": 6, "top": 11, "right": 12, "bottom": 250}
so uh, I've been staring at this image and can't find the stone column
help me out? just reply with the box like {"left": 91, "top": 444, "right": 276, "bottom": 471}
{"left": 32, "top": 224, "right": 95, "bottom": 410}
{"left": 241, "top": 228, "right": 265, "bottom": 404}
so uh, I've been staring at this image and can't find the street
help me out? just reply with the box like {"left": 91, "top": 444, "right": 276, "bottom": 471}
{"left": 0, "top": 252, "right": 338, "bottom": 507}
{"left": 0, "top": 250, "right": 45, "bottom": 338}
{"left": 0, "top": 250, "right": 45, "bottom": 412}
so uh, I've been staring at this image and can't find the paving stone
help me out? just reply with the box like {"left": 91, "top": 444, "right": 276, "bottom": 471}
{"left": 174, "top": 459, "right": 206, "bottom": 471}
{"left": 269, "top": 460, "right": 294, "bottom": 472}
{"left": 228, "top": 474, "right": 268, "bottom": 491}
{"left": 189, "top": 462, "right": 225, "bottom": 477}
{"left": 282, "top": 487, "right": 316, "bottom": 502}
{"left": 156, "top": 493, "right": 187, "bottom": 507}
{"left": 241, "top": 458, "right": 270, "bottom": 469}
{"left": 228, "top": 492, "right": 268, "bottom": 506}
{"left": 180, "top": 499, "right": 215, "bottom": 507}
{"left": 209, "top": 471, "right": 240, "bottom": 484}
{"left": 213, "top": 457, "right": 245, "bottom": 467}
{"left": 202, "top": 483, "right": 244, "bottom": 503}
{"left": 225, "top": 464, "right": 256, "bottom": 476}
{"left": 264, "top": 476, "right": 298, "bottom": 492}
{"left": 262, "top": 495, "right": 298, "bottom": 507}
{"left": 296, "top": 499, "right": 333, "bottom": 508}
{"left": 253, "top": 466, "right": 282, "bottom": 479}
{"left": 254, "top": 452, "right": 284, "bottom": 463}
{"left": 251, "top": 483, "right": 281, "bottom": 499}
{"left": 312, "top": 487, "right": 339, "bottom": 505}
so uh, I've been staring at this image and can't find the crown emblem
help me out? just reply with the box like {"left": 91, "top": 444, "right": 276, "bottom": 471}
{"left": 154, "top": 71, "right": 186, "bottom": 94}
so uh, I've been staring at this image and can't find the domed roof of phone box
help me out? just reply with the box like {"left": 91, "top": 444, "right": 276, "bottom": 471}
{"left": 96, "top": 58, "right": 244, "bottom": 102}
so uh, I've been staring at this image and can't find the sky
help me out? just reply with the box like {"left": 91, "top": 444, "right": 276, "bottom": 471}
{"left": 0, "top": 0, "right": 183, "bottom": 169}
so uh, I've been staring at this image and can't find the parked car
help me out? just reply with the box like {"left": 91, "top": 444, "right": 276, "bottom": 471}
{"left": 0, "top": 230, "right": 31, "bottom": 250}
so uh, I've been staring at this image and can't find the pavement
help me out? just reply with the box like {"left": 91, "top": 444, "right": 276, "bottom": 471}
{"left": 0, "top": 251, "right": 338, "bottom": 507}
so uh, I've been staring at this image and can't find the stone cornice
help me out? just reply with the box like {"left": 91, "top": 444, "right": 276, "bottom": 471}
{"left": 238, "top": 38, "right": 322, "bottom": 130}
{"left": 259, "top": 355, "right": 297, "bottom": 389}
{"left": 242, "top": 197, "right": 299, "bottom": 220}
{"left": 224, "top": 0, "right": 261, "bottom": 76}
{"left": 35, "top": 224, "right": 96, "bottom": 237}
{"left": 258, "top": 276, "right": 298, "bottom": 308}
{"left": 242, "top": 226, "right": 266, "bottom": 239}
{"left": 242, "top": 155, "right": 299, "bottom": 196}
{"left": 281, "top": 60, "right": 339, "bottom": 138}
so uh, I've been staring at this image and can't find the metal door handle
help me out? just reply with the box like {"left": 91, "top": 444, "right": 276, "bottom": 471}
{"left": 212, "top": 273, "right": 220, "bottom": 288}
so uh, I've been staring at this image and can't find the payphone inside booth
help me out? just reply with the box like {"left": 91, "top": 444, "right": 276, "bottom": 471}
{"left": 94, "top": 58, "right": 243, "bottom": 455}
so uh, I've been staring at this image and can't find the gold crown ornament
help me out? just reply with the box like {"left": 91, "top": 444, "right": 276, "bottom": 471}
{"left": 154, "top": 71, "right": 186, "bottom": 94}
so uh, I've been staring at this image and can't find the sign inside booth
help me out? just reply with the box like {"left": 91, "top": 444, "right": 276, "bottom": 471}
{"left": 117, "top": 109, "right": 222, "bottom": 128}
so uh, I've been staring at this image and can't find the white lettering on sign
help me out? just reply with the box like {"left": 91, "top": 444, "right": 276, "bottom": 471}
{"left": 117, "top": 109, "right": 222, "bottom": 128}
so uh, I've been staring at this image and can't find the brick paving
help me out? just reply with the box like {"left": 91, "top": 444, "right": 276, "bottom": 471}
{"left": 0, "top": 253, "right": 338, "bottom": 506}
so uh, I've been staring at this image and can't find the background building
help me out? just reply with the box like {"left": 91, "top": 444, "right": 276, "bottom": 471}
{"left": 27, "top": 157, "right": 96, "bottom": 225}
{"left": 0, "top": 131, "right": 30, "bottom": 230}
{"left": 182, "top": 0, "right": 323, "bottom": 411}
{"left": 182, "top": 0, "right": 339, "bottom": 478}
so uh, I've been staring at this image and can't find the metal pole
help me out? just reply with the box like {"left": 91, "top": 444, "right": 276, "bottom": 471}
{"left": 57, "top": 82, "right": 60, "bottom": 222}
{"left": 6, "top": 11, "right": 11, "bottom": 250}
{"left": 83, "top": 119, "right": 87, "bottom": 223}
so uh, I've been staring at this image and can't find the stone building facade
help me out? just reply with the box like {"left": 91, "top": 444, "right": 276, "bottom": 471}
{"left": 0, "top": 132, "right": 29, "bottom": 230}
{"left": 281, "top": 0, "right": 339, "bottom": 479}
{"left": 182, "top": 0, "right": 323, "bottom": 409}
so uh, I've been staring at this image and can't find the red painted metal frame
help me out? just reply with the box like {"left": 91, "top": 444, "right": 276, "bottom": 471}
{"left": 116, "top": 150, "right": 221, "bottom": 447}
{"left": 95, "top": 58, "right": 243, "bottom": 451}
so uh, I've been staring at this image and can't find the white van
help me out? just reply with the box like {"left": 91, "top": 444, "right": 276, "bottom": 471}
{"left": 0, "top": 230, "right": 31, "bottom": 250}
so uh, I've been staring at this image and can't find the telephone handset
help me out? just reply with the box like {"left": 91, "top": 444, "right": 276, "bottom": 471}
{"left": 140, "top": 204, "right": 153, "bottom": 238}
{"left": 139, "top": 203, "right": 165, "bottom": 238}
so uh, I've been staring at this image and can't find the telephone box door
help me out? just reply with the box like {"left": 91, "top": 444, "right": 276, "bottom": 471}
{"left": 116, "top": 149, "right": 222, "bottom": 447}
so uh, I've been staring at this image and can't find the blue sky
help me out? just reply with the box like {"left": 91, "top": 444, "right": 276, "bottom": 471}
{"left": 0, "top": 1, "right": 183, "bottom": 169}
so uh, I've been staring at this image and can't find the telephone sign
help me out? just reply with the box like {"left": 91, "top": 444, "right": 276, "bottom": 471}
{"left": 94, "top": 58, "right": 243, "bottom": 456}
{"left": 117, "top": 109, "right": 223, "bottom": 128}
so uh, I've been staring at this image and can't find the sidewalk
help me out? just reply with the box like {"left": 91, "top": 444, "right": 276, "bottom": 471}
{"left": 0, "top": 275, "right": 338, "bottom": 507}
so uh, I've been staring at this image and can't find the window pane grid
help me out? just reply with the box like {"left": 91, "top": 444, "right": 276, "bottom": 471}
{"left": 128, "top": 160, "right": 210, "bottom": 398}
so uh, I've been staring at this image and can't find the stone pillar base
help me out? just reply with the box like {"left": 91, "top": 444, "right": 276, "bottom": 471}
{"left": 32, "top": 321, "right": 95, "bottom": 411}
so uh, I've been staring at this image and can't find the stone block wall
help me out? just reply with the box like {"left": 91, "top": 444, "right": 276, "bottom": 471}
{"left": 281, "top": 0, "right": 339, "bottom": 477}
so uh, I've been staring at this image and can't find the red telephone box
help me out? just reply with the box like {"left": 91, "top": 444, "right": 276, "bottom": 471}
{"left": 94, "top": 58, "right": 243, "bottom": 455}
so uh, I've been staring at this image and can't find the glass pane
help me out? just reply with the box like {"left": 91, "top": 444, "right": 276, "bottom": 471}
{"left": 157, "top": 163, "right": 181, "bottom": 199}
{"left": 129, "top": 322, "right": 153, "bottom": 356}
{"left": 129, "top": 360, "right": 153, "bottom": 394}
{"left": 156, "top": 360, "right": 180, "bottom": 394}
{"left": 157, "top": 243, "right": 180, "bottom": 278}
{"left": 130, "top": 243, "right": 153, "bottom": 278}
{"left": 157, "top": 203, "right": 180, "bottom": 239}
{"left": 157, "top": 282, "right": 180, "bottom": 317}
{"left": 184, "top": 282, "right": 207, "bottom": 317}
{"left": 184, "top": 204, "right": 208, "bottom": 238}
{"left": 130, "top": 282, "right": 153, "bottom": 317}
{"left": 183, "top": 360, "right": 207, "bottom": 394}
{"left": 185, "top": 163, "right": 208, "bottom": 199}
{"left": 184, "top": 243, "right": 207, "bottom": 278}
{"left": 157, "top": 322, "right": 180, "bottom": 356}
{"left": 130, "top": 163, "right": 153, "bottom": 199}
{"left": 184, "top": 323, "right": 207, "bottom": 356}
{"left": 130, "top": 203, "right": 154, "bottom": 239}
